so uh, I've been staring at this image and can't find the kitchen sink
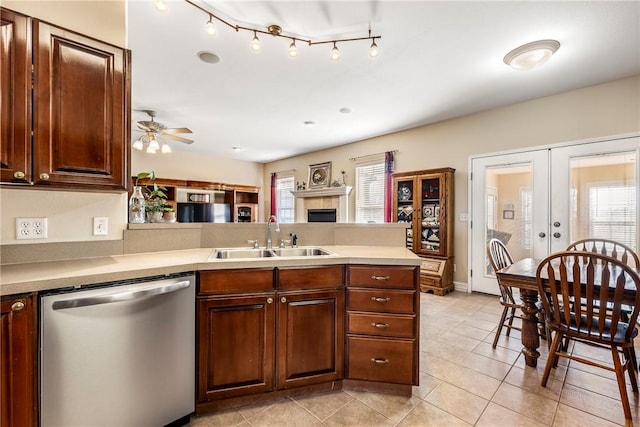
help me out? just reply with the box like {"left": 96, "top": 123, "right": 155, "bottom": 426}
{"left": 209, "top": 246, "right": 334, "bottom": 260}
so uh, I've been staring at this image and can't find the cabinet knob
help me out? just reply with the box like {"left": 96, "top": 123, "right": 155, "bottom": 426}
{"left": 538, "top": 232, "right": 546, "bottom": 238}
{"left": 14, "top": 171, "right": 25, "bottom": 179}
{"left": 371, "top": 275, "right": 390, "bottom": 281}
{"left": 39, "top": 173, "right": 50, "bottom": 181}
{"left": 280, "top": 297, "right": 287, "bottom": 303}
{"left": 371, "top": 322, "right": 390, "bottom": 329}
{"left": 371, "top": 358, "right": 389, "bottom": 364}
{"left": 11, "top": 301, "right": 25, "bottom": 311}
{"left": 266, "top": 297, "right": 273, "bottom": 304}
{"left": 370, "top": 297, "right": 390, "bottom": 303}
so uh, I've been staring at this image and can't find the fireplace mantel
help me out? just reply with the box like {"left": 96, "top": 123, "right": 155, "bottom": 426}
{"left": 291, "top": 186, "right": 352, "bottom": 222}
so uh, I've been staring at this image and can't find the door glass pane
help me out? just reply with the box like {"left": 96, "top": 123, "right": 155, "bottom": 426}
{"left": 569, "top": 152, "right": 637, "bottom": 250}
{"left": 485, "top": 164, "right": 534, "bottom": 274}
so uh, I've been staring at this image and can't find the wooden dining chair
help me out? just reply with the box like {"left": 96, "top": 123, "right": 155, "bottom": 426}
{"left": 566, "top": 238, "right": 640, "bottom": 369}
{"left": 487, "top": 238, "right": 548, "bottom": 349}
{"left": 566, "top": 238, "right": 640, "bottom": 269}
{"left": 536, "top": 251, "right": 640, "bottom": 422}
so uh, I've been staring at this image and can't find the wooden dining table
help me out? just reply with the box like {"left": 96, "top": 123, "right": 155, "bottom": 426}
{"left": 496, "top": 257, "right": 639, "bottom": 368}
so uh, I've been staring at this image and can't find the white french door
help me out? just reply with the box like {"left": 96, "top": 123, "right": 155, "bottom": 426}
{"left": 470, "top": 136, "right": 639, "bottom": 295}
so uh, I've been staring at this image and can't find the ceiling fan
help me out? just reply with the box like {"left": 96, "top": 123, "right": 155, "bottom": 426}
{"left": 133, "top": 110, "right": 193, "bottom": 154}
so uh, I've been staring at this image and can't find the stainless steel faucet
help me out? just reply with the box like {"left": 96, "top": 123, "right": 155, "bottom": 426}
{"left": 266, "top": 215, "right": 280, "bottom": 249}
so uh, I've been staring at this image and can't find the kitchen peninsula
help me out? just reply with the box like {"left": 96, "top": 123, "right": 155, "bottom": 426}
{"left": 2, "top": 231, "right": 421, "bottom": 424}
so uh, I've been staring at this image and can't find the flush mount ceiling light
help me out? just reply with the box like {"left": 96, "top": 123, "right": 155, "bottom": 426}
{"left": 503, "top": 39, "right": 560, "bottom": 71}
{"left": 182, "top": 0, "right": 381, "bottom": 60}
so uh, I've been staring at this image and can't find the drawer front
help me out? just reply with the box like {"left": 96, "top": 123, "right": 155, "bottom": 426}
{"left": 198, "top": 269, "right": 274, "bottom": 294}
{"left": 277, "top": 265, "right": 344, "bottom": 290}
{"left": 347, "top": 336, "right": 414, "bottom": 385}
{"left": 347, "top": 289, "right": 415, "bottom": 314}
{"left": 347, "top": 312, "right": 415, "bottom": 338}
{"left": 420, "top": 274, "right": 441, "bottom": 287}
{"left": 348, "top": 265, "right": 416, "bottom": 289}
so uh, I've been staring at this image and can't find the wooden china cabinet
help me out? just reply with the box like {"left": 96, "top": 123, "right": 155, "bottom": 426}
{"left": 392, "top": 167, "right": 455, "bottom": 295}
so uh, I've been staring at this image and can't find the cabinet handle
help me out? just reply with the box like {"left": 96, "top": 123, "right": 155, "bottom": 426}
{"left": 371, "top": 322, "right": 390, "bottom": 329}
{"left": 371, "top": 358, "right": 389, "bottom": 364}
{"left": 266, "top": 297, "right": 273, "bottom": 304}
{"left": 11, "top": 301, "right": 25, "bottom": 311}
{"left": 280, "top": 297, "right": 287, "bottom": 303}
{"left": 14, "top": 171, "right": 25, "bottom": 179}
{"left": 39, "top": 173, "right": 50, "bottom": 181}
{"left": 370, "top": 297, "right": 390, "bottom": 303}
{"left": 371, "top": 275, "right": 390, "bottom": 281}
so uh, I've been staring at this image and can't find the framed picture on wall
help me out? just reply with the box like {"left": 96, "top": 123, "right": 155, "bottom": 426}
{"left": 308, "top": 162, "right": 332, "bottom": 188}
{"left": 503, "top": 209, "right": 515, "bottom": 220}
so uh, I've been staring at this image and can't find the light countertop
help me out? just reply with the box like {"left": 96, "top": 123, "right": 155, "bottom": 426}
{"left": 0, "top": 245, "right": 421, "bottom": 295}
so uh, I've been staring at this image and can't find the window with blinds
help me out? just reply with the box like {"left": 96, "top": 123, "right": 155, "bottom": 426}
{"left": 588, "top": 184, "right": 636, "bottom": 250}
{"left": 276, "top": 176, "right": 295, "bottom": 223}
{"left": 355, "top": 160, "right": 384, "bottom": 223}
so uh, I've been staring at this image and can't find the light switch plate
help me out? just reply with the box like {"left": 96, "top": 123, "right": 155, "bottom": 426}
{"left": 459, "top": 213, "right": 469, "bottom": 222}
{"left": 93, "top": 217, "right": 108, "bottom": 236}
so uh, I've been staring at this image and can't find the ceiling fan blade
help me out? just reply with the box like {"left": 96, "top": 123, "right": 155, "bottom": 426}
{"left": 137, "top": 123, "right": 151, "bottom": 131}
{"left": 162, "top": 133, "right": 194, "bottom": 144}
{"left": 162, "top": 127, "right": 192, "bottom": 134}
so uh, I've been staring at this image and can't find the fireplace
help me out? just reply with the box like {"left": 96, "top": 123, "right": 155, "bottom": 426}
{"left": 307, "top": 209, "right": 337, "bottom": 223}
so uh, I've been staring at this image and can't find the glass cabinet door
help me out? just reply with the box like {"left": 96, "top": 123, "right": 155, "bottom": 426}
{"left": 394, "top": 178, "right": 415, "bottom": 250}
{"left": 419, "top": 176, "right": 442, "bottom": 256}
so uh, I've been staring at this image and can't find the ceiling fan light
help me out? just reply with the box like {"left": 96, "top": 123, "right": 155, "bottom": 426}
{"left": 161, "top": 142, "right": 172, "bottom": 153}
{"left": 146, "top": 145, "right": 157, "bottom": 154}
{"left": 330, "top": 43, "right": 340, "bottom": 61}
{"left": 132, "top": 139, "right": 144, "bottom": 151}
{"left": 148, "top": 139, "right": 160, "bottom": 150}
{"left": 251, "top": 31, "right": 261, "bottom": 53}
{"left": 205, "top": 18, "right": 217, "bottom": 38}
{"left": 503, "top": 39, "right": 560, "bottom": 70}
{"left": 369, "top": 39, "right": 379, "bottom": 58}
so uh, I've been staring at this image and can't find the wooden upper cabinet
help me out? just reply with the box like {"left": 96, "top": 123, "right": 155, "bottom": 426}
{"left": 32, "top": 20, "right": 130, "bottom": 189}
{"left": 0, "top": 9, "right": 31, "bottom": 184}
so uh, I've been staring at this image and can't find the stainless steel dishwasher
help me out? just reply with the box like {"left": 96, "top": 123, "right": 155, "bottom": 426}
{"left": 40, "top": 273, "right": 195, "bottom": 426}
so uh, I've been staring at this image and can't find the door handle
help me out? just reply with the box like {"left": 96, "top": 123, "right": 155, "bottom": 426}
{"left": 538, "top": 232, "right": 546, "bottom": 238}
{"left": 553, "top": 232, "right": 561, "bottom": 238}
{"left": 52, "top": 280, "right": 191, "bottom": 310}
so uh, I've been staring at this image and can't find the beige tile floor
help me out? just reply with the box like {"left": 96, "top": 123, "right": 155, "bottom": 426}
{"left": 189, "top": 291, "right": 639, "bottom": 427}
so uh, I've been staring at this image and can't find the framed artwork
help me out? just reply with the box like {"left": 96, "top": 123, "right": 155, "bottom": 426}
{"left": 503, "top": 209, "right": 515, "bottom": 220}
{"left": 308, "top": 162, "right": 332, "bottom": 188}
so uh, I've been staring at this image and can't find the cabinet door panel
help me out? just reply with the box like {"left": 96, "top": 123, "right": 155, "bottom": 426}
{"left": 277, "top": 289, "right": 344, "bottom": 389}
{"left": 1, "top": 294, "right": 36, "bottom": 427}
{"left": 0, "top": 9, "right": 31, "bottom": 184}
{"left": 33, "top": 20, "right": 129, "bottom": 189}
{"left": 197, "top": 294, "right": 275, "bottom": 401}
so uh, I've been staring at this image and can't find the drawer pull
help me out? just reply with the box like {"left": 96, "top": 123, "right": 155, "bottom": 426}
{"left": 266, "top": 297, "right": 273, "bottom": 304}
{"left": 371, "top": 275, "right": 391, "bottom": 281}
{"left": 370, "top": 297, "right": 390, "bottom": 303}
{"left": 371, "top": 358, "right": 389, "bottom": 364}
{"left": 11, "top": 301, "right": 25, "bottom": 311}
{"left": 371, "top": 322, "right": 390, "bottom": 329}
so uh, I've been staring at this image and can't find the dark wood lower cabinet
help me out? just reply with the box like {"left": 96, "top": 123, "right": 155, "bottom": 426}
{"left": 1, "top": 293, "right": 36, "bottom": 427}
{"left": 197, "top": 293, "right": 275, "bottom": 402}
{"left": 277, "top": 289, "right": 344, "bottom": 389}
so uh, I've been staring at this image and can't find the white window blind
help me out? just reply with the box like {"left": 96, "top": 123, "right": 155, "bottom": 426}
{"left": 520, "top": 186, "right": 532, "bottom": 250}
{"left": 588, "top": 184, "right": 636, "bottom": 250}
{"left": 355, "top": 158, "right": 385, "bottom": 223}
{"left": 276, "top": 175, "right": 295, "bottom": 223}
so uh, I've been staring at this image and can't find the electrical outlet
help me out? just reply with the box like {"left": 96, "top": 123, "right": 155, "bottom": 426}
{"left": 459, "top": 213, "right": 469, "bottom": 222}
{"left": 16, "top": 217, "right": 48, "bottom": 240}
{"left": 93, "top": 217, "right": 108, "bottom": 236}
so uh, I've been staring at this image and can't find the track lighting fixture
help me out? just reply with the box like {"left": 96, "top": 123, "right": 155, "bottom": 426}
{"left": 251, "top": 31, "right": 261, "bottom": 53}
{"left": 205, "top": 15, "right": 217, "bottom": 38}
{"left": 182, "top": 0, "right": 381, "bottom": 60}
{"left": 288, "top": 39, "right": 297, "bottom": 58}
{"left": 330, "top": 42, "right": 340, "bottom": 61}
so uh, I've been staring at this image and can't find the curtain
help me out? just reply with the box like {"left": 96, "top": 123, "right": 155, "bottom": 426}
{"left": 384, "top": 151, "right": 395, "bottom": 222}
{"left": 270, "top": 173, "right": 277, "bottom": 217}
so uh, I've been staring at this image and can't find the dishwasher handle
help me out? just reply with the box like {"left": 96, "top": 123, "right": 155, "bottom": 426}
{"left": 52, "top": 280, "right": 191, "bottom": 310}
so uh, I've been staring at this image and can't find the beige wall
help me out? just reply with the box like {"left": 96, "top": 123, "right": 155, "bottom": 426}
{"left": 263, "top": 76, "right": 640, "bottom": 284}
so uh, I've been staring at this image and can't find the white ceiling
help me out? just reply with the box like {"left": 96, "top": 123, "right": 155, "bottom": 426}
{"left": 127, "top": 1, "right": 640, "bottom": 163}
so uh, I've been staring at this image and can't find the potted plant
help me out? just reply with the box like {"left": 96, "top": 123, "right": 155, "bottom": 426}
{"left": 145, "top": 178, "right": 168, "bottom": 223}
